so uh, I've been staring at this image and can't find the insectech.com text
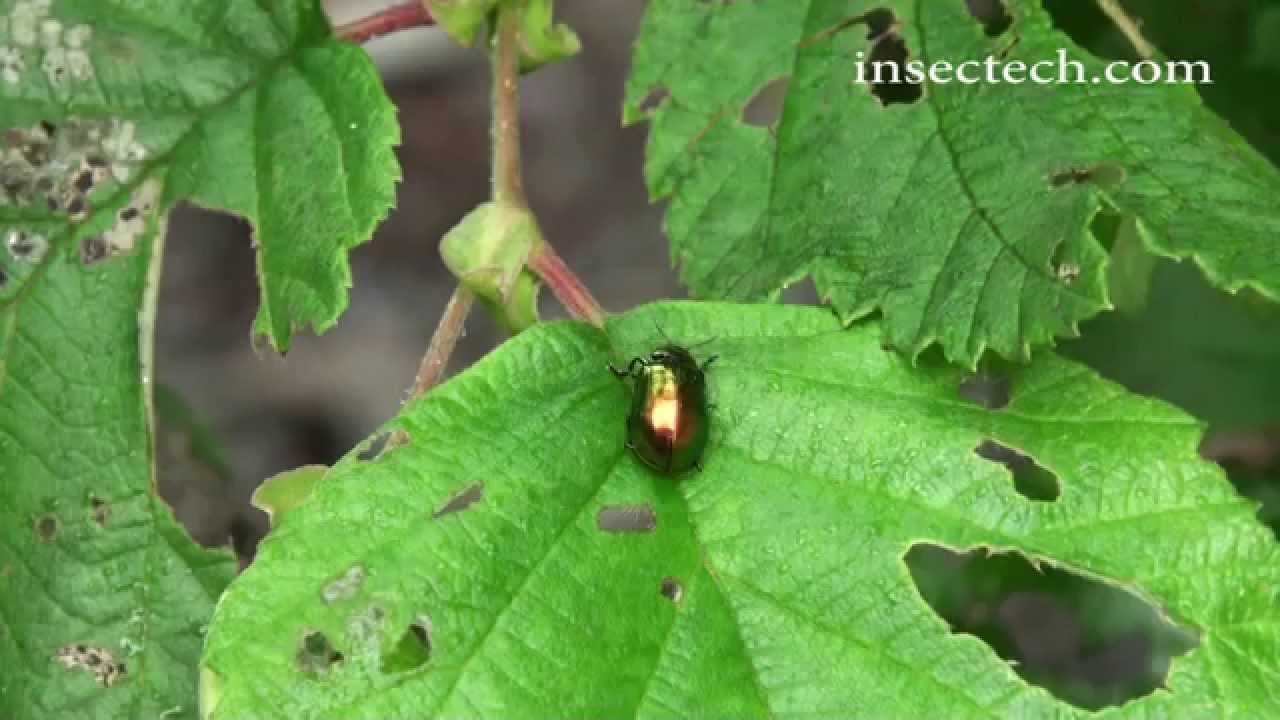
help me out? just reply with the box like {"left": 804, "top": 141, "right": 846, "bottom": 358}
{"left": 855, "top": 48, "right": 1213, "bottom": 86}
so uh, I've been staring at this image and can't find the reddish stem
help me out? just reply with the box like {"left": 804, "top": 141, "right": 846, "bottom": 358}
{"left": 335, "top": 1, "right": 435, "bottom": 44}
{"left": 409, "top": 284, "right": 475, "bottom": 399}
{"left": 529, "top": 245, "right": 607, "bottom": 327}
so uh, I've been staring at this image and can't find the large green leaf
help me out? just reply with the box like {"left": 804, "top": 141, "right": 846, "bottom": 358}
{"left": 201, "top": 302, "right": 1279, "bottom": 718}
{"left": 0, "top": 222, "right": 235, "bottom": 715}
{"left": 0, "top": 0, "right": 401, "bottom": 713}
{"left": 0, "top": 0, "right": 400, "bottom": 350}
{"left": 624, "top": 0, "right": 1280, "bottom": 366}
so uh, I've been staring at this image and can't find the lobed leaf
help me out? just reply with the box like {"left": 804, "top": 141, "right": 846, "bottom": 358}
{"left": 624, "top": 0, "right": 1280, "bottom": 366}
{"left": 202, "top": 302, "right": 1280, "bottom": 718}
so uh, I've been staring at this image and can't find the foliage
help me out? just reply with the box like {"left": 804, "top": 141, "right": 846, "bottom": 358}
{"left": 202, "top": 303, "right": 1280, "bottom": 718}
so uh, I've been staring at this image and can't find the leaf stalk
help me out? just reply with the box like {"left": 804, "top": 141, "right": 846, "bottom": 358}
{"left": 335, "top": 1, "right": 436, "bottom": 44}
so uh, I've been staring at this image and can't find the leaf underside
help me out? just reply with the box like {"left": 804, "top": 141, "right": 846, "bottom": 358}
{"left": 625, "top": 0, "right": 1280, "bottom": 366}
{"left": 203, "top": 303, "right": 1280, "bottom": 719}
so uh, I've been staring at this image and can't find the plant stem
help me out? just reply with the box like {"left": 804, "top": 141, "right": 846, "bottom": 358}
{"left": 409, "top": 284, "right": 475, "bottom": 399}
{"left": 529, "top": 245, "right": 607, "bottom": 327}
{"left": 1095, "top": 0, "right": 1154, "bottom": 59}
{"left": 335, "top": 1, "right": 435, "bottom": 44}
{"left": 491, "top": 7, "right": 604, "bottom": 326}
{"left": 491, "top": 9, "right": 527, "bottom": 207}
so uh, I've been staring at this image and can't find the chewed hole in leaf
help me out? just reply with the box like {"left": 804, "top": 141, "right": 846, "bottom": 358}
{"left": 964, "top": 0, "right": 1013, "bottom": 37}
{"left": 742, "top": 76, "right": 789, "bottom": 128}
{"left": 958, "top": 373, "right": 1011, "bottom": 410}
{"left": 381, "top": 615, "right": 433, "bottom": 674}
{"left": 297, "top": 631, "right": 343, "bottom": 675}
{"left": 637, "top": 86, "right": 670, "bottom": 114}
{"left": 975, "top": 440, "right": 1061, "bottom": 501}
{"left": 90, "top": 495, "right": 109, "bottom": 527}
{"left": 596, "top": 504, "right": 658, "bottom": 533}
{"left": 35, "top": 513, "right": 58, "bottom": 542}
{"left": 906, "top": 544, "right": 1198, "bottom": 710}
{"left": 864, "top": 19, "right": 924, "bottom": 106}
{"left": 860, "top": 8, "right": 896, "bottom": 39}
{"left": 433, "top": 483, "right": 484, "bottom": 519}
{"left": 660, "top": 577, "right": 683, "bottom": 603}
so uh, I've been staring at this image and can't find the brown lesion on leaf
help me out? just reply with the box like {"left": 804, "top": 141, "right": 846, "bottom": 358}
{"left": 90, "top": 495, "right": 109, "bottom": 527}
{"left": 35, "top": 513, "right": 58, "bottom": 542}
{"left": 55, "top": 644, "right": 127, "bottom": 687}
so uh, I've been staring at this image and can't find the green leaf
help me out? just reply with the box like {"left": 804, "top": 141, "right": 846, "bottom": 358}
{"left": 440, "top": 201, "right": 541, "bottom": 333}
{"left": 0, "top": 0, "right": 401, "bottom": 350}
{"left": 514, "top": 0, "right": 579, "bottom": 71}
{"left": 624, "top": 0, "right": 1280, "bottom": 366}
{"left": 0, "top": 225, "right": 235, "bottom": 715}
{"left": 425, "top": 0, "right": 496, "bottom": 46}
{"left": 254, "top": 465, "right": 329, "bottom": 529}
{"left": 426, "top": 0, "right": 580, "bottom": 71}
{"left": 202, "top": 302, "right": 1279, "bottom": 718}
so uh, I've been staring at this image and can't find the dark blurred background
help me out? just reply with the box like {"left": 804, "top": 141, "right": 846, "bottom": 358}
{"left": 154, "top": 0, "right": 1280, "bottom": 711}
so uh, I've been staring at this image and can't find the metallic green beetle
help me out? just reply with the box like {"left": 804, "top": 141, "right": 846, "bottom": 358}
{"left": 610, "top": 345, "right": 715, "bottom": 476}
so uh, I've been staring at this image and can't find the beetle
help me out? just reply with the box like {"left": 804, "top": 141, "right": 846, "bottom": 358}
{"left": 609, "top": 344, "right": 716, "bottom": 476}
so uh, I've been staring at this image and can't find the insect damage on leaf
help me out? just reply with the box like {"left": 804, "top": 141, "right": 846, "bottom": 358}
{"left": 0, "top": 1, "right": 95, "bottom": 88}
{"left": 34, "top": 513, "right": 58, "bottom": 542}
{"left": 296, "top": 631, "right": 343, "bottom": 675}
{"left": 0, "top": 116, "right": 156, "bottom": 295}
{"left": 975, "top": 439, "right": 1061, "bottom": 502}
{"left": 55, "top": 644, "right": 127, "bottom": 688}
{"left": 432, "top": 482, "right": 484, "bottom": 519}
{"left": 321, "top": 565, "right": 367, "bottom": 606}
{"left": 964, "top": 0, "right": 1014, "bottom": 38}
{"left": 380, "top": 616, "right": 433, "bottom": 674}
{"left": 906, "top": 543, "right": 1200, "bottom": 710}
{"left": 860, "top": 10, "right": 923, "bottom": 106}
{"left": 660, "top": 577, "right": 683, "bottom": 603}
{"left": 80, "top": 177, "right": 162, "bottom": 265}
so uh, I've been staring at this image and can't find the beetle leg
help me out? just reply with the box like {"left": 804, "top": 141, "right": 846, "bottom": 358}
{"left": 611, "top": 356, "right": 650, "bottom": 379}
{"left": 700, "top": 354, "right": 719, "bottom": 371}
{"left": 609, "top": 357, "right": 645, "bottom": 378}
